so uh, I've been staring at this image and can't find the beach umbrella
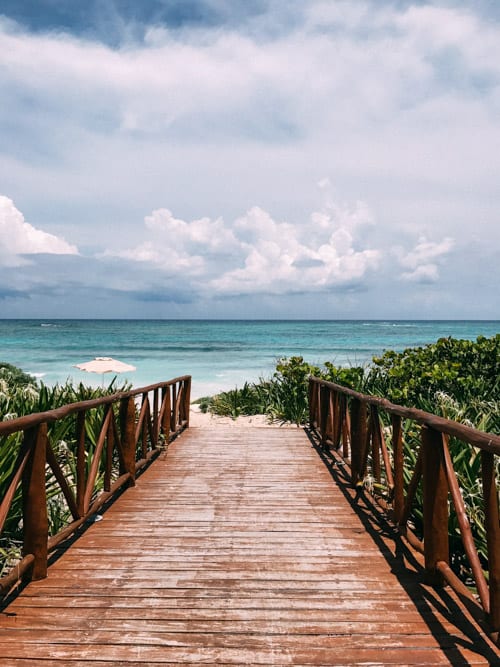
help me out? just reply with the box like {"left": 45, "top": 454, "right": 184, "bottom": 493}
{"left": 74, "top": 357, "right": 136, "bottom": 385}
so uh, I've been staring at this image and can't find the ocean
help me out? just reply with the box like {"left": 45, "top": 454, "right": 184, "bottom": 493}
{"left": 0, "top": 320, "right": 498, "bottom": 399}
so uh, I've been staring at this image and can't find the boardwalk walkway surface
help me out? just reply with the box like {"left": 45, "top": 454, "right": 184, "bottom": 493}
{"left": 0, "top": 424, "right": 498, "bottom": 665}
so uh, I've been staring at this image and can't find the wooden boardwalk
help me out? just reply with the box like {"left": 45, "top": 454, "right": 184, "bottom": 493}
{"left": 0, "top": 424, "right": 498, "bottom": 665}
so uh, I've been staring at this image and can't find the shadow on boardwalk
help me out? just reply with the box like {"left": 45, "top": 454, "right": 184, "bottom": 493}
{"left": 306, "top": 426, "right": 500, "bottom": 665}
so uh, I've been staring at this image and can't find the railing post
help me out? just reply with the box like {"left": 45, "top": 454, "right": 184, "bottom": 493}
{"left": 170, "top": 384, "right": 177, "bottom": 432}
{"left": 183, "top": 377, "right": 191, "bottom": 427}
{"left": 76, "top": 410, "right": 86, "bottom": 517}
{"left": 482, "top": 450, "right": 500, "bottom": 642}
{"left": 341, "top": 396, "right": 350, "bottom": 459}
{"left": 332, "top": 391, "right": 342, "bottom": 450}
{"left": 422, "top": 426, "right": 449, "bottom": 586}
{"left": 320, "top": 385, "right": 331, "bottom": 450}
{"left": 153, "top": 388, "right": 159, "bottom": 447}
{"left": 370, "top": 406, "right": 381, "bottom": 483}
{"left": 392, "top": 415, "right": 405, "bottom": 525}
{"left": 22, "top": 423, "right": 48, "bottom": 581}
{"left": 120, "top": 396, "right": 137, "bottom": 486}
{"left": 162, "top": 386, "right": 171, "bottom": 442}
{"left": 141, "top": 395, "right": 149, "bottom": 459}
{"left": 350, "top": 398, "right": 367, "bottom": 487}
{"left": 104, "top": 411, "right": 114, "bottom": 492}
{"left": 308, "top": 379, "right": 316, "bottom": 428}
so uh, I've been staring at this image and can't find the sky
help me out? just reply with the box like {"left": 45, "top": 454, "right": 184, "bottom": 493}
{"left": 0, "top": 0, "right": 499, "bottom": 320}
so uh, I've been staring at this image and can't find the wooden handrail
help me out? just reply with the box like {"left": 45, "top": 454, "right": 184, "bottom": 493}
{"left": 310, "top": 377, "right": 500, "bottom": 454}
{"left": 309, "top": 376, "right": 500, "bottom": 643}
{"left": 0, "top": 375, "right": 191, "bottom": 596}
{"left": 0, "top": 376, "right": 191, "bottom": 437}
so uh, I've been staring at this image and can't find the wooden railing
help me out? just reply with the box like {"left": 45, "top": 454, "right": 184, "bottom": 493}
{"left": 309, "top": 377, "right": 500, "bottom": 643}
{"left": 0, "top": 375, "right": 191, "bottom": 596}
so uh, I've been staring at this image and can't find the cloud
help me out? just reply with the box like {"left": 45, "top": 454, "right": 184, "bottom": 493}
{"left": 0, "top": 286, "right": 28, "bottom": 301}
{"left": 1, "top": 1, "right": 497, "bottom": 150}
{"left": 105, "top": 192, "right": 381, "bottom": 296}
{"left": 397, "top": 236, "right": 455, "bottom": 283}
{"left": 0, "top": 195, "right": 78, "bottom": 266}
{"left": 0, "top": 192, "right": 490, "bottom": 319}
{"left": 104, "top": 207, "right": 240, "bottom": 275}
{"left": 0, "top": 3, "right": 499, "bottom": 317}
{"left": 213, "top": 203, "right": 380, "bottom": 295}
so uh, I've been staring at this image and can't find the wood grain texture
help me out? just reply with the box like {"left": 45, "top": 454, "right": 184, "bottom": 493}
{"left": 1, "top": 425, "right": 498, "bottom": 665}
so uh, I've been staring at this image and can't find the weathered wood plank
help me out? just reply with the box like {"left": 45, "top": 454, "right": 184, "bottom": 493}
{"left": 0, "top": 425, "right": 498, "bottom": 665}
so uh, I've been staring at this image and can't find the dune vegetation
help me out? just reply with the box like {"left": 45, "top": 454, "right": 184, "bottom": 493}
{"left": 0, "top": 371, "right": 127, "bottom": 574}
{"left": 200, "top": 334, "right": 499, "bottom": 429}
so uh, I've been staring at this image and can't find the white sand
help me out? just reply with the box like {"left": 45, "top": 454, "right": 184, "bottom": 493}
{"left": 188, "top": 403, "right": 299, "bottom": 429}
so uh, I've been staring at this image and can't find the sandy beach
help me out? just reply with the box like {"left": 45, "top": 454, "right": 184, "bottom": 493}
{"left": 188, "top": 403, "right": 299, "bottom": 429}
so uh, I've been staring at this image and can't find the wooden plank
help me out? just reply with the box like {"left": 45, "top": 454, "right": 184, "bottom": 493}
{"left": 0, "top": 610, "right": 469, "bottom": 633}
{"left": 0, "top": 425, "right": 498, "bottom": 665}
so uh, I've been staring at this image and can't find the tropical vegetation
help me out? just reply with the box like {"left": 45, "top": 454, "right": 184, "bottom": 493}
{"left": 201, "top": 334, "right": 499, "bottom": 426}
{"left": 0, "top": 372, "right": 128, "bottom": 575}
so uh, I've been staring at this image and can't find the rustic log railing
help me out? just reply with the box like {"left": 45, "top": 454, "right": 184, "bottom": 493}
{"left": 0, "top": 375, "right": 191, "bottom": 596}
{"left": 309, "top": 377, "right": 500, "bottom": 644}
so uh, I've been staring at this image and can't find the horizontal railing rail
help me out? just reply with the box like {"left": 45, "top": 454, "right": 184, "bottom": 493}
{"left": 309, "top": 377, "right": 500, "bottom": 644}
{"left": 0, "top": 375, "right": 191, "bottom": 596}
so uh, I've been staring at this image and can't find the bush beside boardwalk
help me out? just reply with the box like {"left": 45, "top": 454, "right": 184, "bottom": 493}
{"left": 0, "top": 371, "right": 130, "bottom": 574}
{"left": 202, "top": 334, "right": 500, "bottom": 429}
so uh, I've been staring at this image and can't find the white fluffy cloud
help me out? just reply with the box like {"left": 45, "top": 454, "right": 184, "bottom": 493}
{"left": 212, "top": 202, "right": 380, "bottom": 294}
{"left": 0, "top": 196, "right": 78, "bottom": 266}
{"left": 0, "top": 192, "right": 475, "bottom": 318}
{"left": 105, "top": 208, "right": 240, "bottom": 275}
{"left": 398, "top": 237, "right": 455, "bottom": 283}
{"left": 104, "top": 192, "right": 382, "bottom": 296}
{"left": 102, "top": 188, "right": 456, "bottom": 297}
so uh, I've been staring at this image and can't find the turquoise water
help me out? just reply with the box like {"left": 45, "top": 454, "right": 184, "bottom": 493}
{"left": 0, "top": 320, "right": 498, "bottom": 398}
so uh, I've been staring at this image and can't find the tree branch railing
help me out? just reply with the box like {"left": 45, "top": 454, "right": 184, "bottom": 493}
{"left": 0, "top": 375, "right": 191, "bottom": 596}
{"left": 309, "top": 377, "right": 500, "bottom": 644}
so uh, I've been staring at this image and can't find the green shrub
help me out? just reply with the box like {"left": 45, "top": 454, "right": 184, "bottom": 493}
{"left": 0, "top": 363, "right": 36, "bottom": 390}
{"left": 205, "top": 335, "right": 500, "bottom": 426}
{"left": 0, "top": 367, "right": 129, "bottom": 564}
{"left": 368, "top": 334, "right": 500, "bottom": 410}
{"left": 266, "top": 357, "right": 321, "bottom": 425}
{"left": 204, "top": 357, "right": 321, "bottom": 424}
{"left": 322, "top": 362, "right": 366, "bottom": 390}
{"left": 202, "top": 382, "right": 269, "bottom": 419}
